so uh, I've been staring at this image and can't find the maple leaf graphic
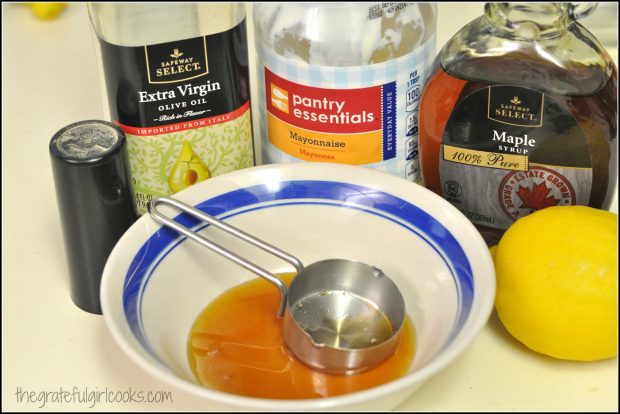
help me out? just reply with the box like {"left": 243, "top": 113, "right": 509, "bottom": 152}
{"left": 517, "top": 182, "right": 560, "bottom": 210}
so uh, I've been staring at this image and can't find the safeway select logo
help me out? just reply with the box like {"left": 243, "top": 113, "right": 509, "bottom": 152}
{"left": 145, "top": 37, "right": 209, "bottom": 84}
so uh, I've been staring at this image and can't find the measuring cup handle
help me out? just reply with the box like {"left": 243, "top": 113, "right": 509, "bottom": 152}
{"left": 148, "top": 197, "right": 304, "bottom": 317}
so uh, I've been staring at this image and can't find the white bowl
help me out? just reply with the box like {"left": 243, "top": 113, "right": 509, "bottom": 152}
{"left": 101, "top": 163, "right": 495, "bottom": 411}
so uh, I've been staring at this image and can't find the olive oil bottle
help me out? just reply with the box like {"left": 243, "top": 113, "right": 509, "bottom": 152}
{"left": 88, "top": 3, "right": 254, "bottom": 214}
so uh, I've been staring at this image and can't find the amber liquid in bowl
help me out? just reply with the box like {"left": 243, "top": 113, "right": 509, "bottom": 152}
{"left": 188, "top": 274, "right": 415, "bottom": 399}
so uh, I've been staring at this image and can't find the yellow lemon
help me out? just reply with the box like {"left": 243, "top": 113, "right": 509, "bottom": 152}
{"left": 28, "top": 3, "right": 68, "bottom": 20}
{"left": 494, "top": 206, "right": 617, "bottom": 361}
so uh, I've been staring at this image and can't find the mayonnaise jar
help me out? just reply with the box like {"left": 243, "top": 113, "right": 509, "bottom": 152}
{"left": 253, "top": 3, "right": 437, "bottom": 182}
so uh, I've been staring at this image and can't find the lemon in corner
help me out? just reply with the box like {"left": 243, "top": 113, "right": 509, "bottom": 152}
{"left": 27, "top": 3, "right": 68, "bottom": 20}
{"left": 493, "top": 206, "right": 617, "bottom": 361}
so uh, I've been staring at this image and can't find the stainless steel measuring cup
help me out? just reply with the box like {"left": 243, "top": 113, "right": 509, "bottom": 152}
{"left": 149, "top": 197, "right": 406, "bottom": 375}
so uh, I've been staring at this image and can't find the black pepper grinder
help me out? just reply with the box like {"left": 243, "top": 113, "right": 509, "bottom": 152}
{"left": 50, "top": 120, "right": 138, "bottom": 314}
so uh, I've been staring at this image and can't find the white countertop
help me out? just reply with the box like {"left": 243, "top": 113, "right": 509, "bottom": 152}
{"left": 2, "top": 3, "right": 618, "bottom": 411}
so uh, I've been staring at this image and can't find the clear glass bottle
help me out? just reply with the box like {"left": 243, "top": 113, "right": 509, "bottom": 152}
{"left": 88, "top": 3, "right": 254, "bottom": 214}
{"left": 253, "top": 3, "right": 437, "bottom": 183}
{"left": 419, "top": 3, "right": 617, "bottom": 246}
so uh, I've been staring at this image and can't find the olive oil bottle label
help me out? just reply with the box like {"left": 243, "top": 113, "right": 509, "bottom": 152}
{"left": 256, "top": 36, "right": 435, "bottom": 182}
{"left": 439, "top": 85, "right": 592, "bottom": 229}
{"left": 97, "top": 21, "right": 254, "bottom": 214}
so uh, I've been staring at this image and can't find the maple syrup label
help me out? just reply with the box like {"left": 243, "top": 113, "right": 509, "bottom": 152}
{"left": 96, "top": 21, "right": 254, "bottom": 214}
{"left": 499, "top": 166, "right": 577, "bottom": 220}
{"left": 439, "top": 85, "right": 592, "bottom": 229}
{"left": 443, "top": 144, "right": 529, "bottom": 171}
{"left": 487, "top": 86, "right": 544, "bottom": 127}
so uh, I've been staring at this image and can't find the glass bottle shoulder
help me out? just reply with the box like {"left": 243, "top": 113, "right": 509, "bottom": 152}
{"left": 88, "top": 3, "right": 246, "bottom": 46}
{"left": 439, "top": 15, "right": 616, "bottom": 96}
{"left": 252, "top": 2, "right": 437, "bottom": 66}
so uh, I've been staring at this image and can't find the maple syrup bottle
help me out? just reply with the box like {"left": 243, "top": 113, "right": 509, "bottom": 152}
{"left": 419, "top": 3, "right": 617, "bottom": 246}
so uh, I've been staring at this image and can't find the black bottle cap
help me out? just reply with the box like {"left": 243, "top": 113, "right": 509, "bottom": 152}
{"left": 50, "top": 120, "right": 137, "bottom": 314}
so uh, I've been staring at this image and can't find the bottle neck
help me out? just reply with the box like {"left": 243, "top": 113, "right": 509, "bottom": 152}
{"left": 484, "top": 3, "right": 571, "bottom": 40}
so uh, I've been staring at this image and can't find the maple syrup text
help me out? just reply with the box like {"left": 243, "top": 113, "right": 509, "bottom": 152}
{"left": 492, "top": 130, "right": 536, "bottom": 148}
{"left": 486, "top": 153, "right": 522, "bottom": 169}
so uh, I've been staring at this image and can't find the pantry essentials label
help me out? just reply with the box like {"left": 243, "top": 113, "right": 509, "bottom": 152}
{"left": 439, "top": 85, "right": 592, "bottom": 229}
{"left": 266, "top": 70, "right": 392, "bottom": 165}
{"left": 97, "top": 21, "right": 254, "bottom": 214}
{"left": 257, "top": 34, "right": 436, "bottom": 182}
